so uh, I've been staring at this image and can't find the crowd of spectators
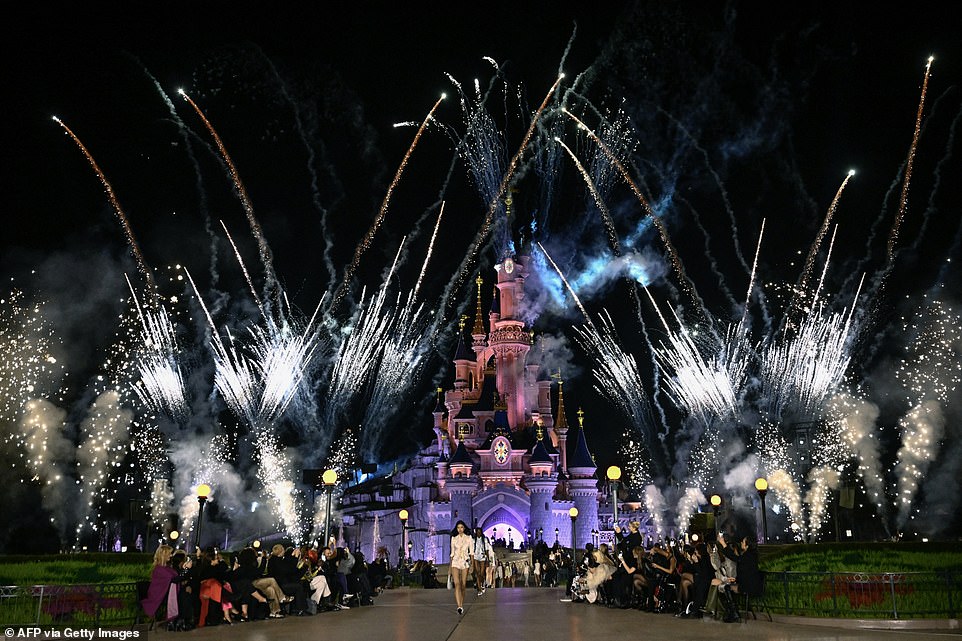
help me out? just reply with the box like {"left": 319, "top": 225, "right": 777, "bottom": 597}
{"left": 141, "top": 541, "right": 393, "bottom": 630}
{"left": 561, "top": 523, "right": 763, "bottom": 624}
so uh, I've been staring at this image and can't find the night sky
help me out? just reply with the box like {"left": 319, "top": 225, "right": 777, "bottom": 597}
{"left": 2, "top": 2, "right": 961, "bottom": 547}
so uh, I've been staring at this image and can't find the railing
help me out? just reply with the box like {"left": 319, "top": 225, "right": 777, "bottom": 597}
{"left": 762, "top": 571, "right": 960, "bottom": 619}
{"left": 0, "top": 582, "right": 140, "bottom": 627}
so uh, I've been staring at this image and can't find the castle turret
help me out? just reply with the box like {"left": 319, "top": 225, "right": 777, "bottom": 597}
{"left": 567, "top": 408, "right": 599, "bottom": 553}
{"left": 447, "top": 439, "right": 477, "bottom": 526}
{"left": 525, "top": 423, "right": 558, "bottom": 543}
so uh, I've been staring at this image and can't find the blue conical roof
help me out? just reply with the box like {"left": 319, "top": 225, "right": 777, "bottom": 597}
{"left": 529, "top": 439, "right": 553, "bottom": 464}
{"left": 449, "top": 440, "right": 472, "bottom": 465}
{"left": 569, "top": 428, "right": 596, "bottom": 470}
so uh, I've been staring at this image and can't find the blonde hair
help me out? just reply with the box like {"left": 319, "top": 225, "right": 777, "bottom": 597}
{"left": 152, "top": 544, "right": 173, "bottom": 568}
{"left": 271, "top": 544, "right": 286, "bottom": 556}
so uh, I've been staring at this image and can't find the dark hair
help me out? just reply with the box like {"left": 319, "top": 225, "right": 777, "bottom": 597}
{"left": 451, "top": 520, "right": 469, "bottom": 537}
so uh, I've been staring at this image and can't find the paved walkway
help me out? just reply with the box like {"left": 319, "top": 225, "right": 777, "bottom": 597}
{"left": 172, "top": 587, "right": 960, "bottom": 641}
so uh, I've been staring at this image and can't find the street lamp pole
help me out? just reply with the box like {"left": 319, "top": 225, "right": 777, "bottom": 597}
{"left": 195, "top": 484, "right": 211, "bottom": 551}
{"left": 322, "top": 469, "right": 338, "bottom": 548}
{"left": 710, "top": 494, "right": 723, "bottom": 536}
{"left": 568, "top": 507, "right": 578, "bottom": 573}
{"left": 399, "top": 509, "right": 409, "bottom": 563}
{"left": 755, "top": 477, "right": 769, "bottom": 544}
{"left": 606, "top": 466, "right": 622, "bottom": 530}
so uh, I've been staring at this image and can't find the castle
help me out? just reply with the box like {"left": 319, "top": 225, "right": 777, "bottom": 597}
{"left": 339, "top": 253, "right": 643, "bottom": 564}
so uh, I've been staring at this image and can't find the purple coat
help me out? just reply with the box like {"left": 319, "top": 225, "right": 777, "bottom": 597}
{"left": 142, "top": 565, "right": 178, "bottom": 618}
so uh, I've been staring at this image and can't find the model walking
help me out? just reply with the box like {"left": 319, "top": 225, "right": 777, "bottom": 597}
{"left": 450, "top": 520, "right": 473, "bottom": 614}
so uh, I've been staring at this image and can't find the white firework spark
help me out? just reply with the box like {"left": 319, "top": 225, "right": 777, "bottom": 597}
{"left": 127, "top": 277, "right": 189, "bottom": 422}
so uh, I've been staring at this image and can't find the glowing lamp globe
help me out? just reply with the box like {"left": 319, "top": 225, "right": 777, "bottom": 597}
{"left": 322, "top": 469, "right": 338, "bottom": 486}
{"left": 399, "top": 509, "right": 409, "bottom": 522}
{"left": 754, "top": 478, "right": 769, "bottom": 493}
{"left": 606, "top": 465, "right": 622, "bottom": 482}
{"left": 196, "top": 483, "right": 212, "bottom": 499}
{"left": 710, "top": 494, "right": 722, "bottom": 507}
{"left": 252, "top": 540, "right": 261, "bottom": 549}
{"left": 568, "top": 507, "right": 579, "bottom": 519}
{"left": 169, "top": 530, "right": 179, "bottom": 541}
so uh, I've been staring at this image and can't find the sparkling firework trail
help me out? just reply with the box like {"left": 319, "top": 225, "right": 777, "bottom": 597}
{"left": 325, "top": 241, "right": 407, "bottom": 426}
{"left": 361, "top": 289, "right": 431, "bottom": 459}
{"left": 798, "top": 171, "right": 855, "bottom": 294}
{"left": 767, "top": 469, "right": 804, "bottom": 541}
{"left": 644, "top": 288, "right": 748, "bottom": 426}
{"left": 535, "top": 241, "right": 591, "bottom": 322}
{"left": 893, "top": 298, "right": 960, "bottom": 530}
{"left": 786, "top": 171, "right": 854, "bottom": 327}
{"left": 75, "top": 391, "right": 135, "bottom": 540}
{"left": 220, "top": 220, "right": 266, "bottom": 318}
{"left": 805, "top": 466, "right": 840, "bottom": 540}
{"left": 760, "top": 276, "right": 863, "bottom": 421}
{"left": 574, "top": 310, "right": 663, "bottom": 477}
{"left": 562, "top": 108, "right": 701, "bottom": 314}
{"left": 52, "top": 117, "right": 154, "bottom": 290}
{"left": 887, "top": 57, "right": 934, "bottom": 261}
{"left": 126, "top": 276, "right": 189, "bottom": 422}
{"left": 554, "top": 137, "right": 621, "bottom": 255}
{"left": 414, "top": 202, "right": 446, "bottom": 299}
{"left": 331, "top": 94, "right": 446, "bottom": 314}
{"left": 451, "top": 75, "right": 565, "bottom": 304}
{"left": 178, "top": 90, "right": 278, "bottom": 299}
{"left": 0, "top": 290, "right": 66, "bottom": 425}
{"left": 740, "top": 219, "right": 766, "bottom": 328}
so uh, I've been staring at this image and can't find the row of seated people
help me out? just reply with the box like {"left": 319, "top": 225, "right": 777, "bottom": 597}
{"left": 566, "top": 523, "right": 762, "bottom": 623}
{"left": 141, "top": 542, "right": 394, "bottom": 629}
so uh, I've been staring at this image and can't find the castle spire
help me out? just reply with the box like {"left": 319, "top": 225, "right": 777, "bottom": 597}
{"left": 472, "top": 275, "right": 485, "bottom": 336}
{"left": 554, "top": 375, "right": 568, "bottom": 430}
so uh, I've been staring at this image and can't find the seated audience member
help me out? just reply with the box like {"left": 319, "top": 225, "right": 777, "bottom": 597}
{"left": 142, "top": 545, "right": 177, "bottom": 622}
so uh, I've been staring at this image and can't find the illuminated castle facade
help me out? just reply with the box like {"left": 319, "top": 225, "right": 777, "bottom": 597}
{"left": 338, "top": 252, "right": 639, "bottom": 564}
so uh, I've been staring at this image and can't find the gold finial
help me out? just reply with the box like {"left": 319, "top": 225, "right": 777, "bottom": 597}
{"left": 536, "top": 422, "right": 544, "bottom": 441}
{"left": 505, "top": 192, "right": 513, "bottom": 217}
{"left": 577, "top": 407, "right": 585, "bottom": 429}
{"left": 458, "top": 315, "right": 468, "bottom": 332}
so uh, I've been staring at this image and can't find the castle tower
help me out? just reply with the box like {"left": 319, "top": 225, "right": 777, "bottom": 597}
{"left": 489, "top": 256, "right": 531, "bottom": 429}
{"left": 525, "top": 423, "right": 558, "bottom": 543}
{"left": 447, "top": 439, "right": 477, "bottom": 527}
{"left": 567, "top": 408, "right": 599, "bottom": 553}
{"left": 433, "top": 388, "right": 450, "bottom": 498}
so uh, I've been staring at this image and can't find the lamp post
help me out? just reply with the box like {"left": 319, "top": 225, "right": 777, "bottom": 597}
{"left": 195, "top": 483, "right": 211, "bottom": 551}
{"left": 322, "top": 469, "right": 338, "bottom": 548}
{"left": 554, "top": 527, "right": 559, "bottom": 544}
{"left": 399, "top": 509, "right": 409, "bottom": 563}
{"left": 568, "top": 507, "right": 578, "bottom": 572}
{"left": 537, "top": 527, "right": 543, "bottom": 542}
{"left": 755, "top": 477, "right": 769, "bottom": 543}
{"left": 710, "top": 494, "right": 723, "bottom": 535}
{"left": 606, "top": 466, "right": 622, "bottom": 530}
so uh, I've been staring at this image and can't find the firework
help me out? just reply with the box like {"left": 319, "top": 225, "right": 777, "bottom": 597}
{"left": 331, "top": 94, "right": 446, "bottom": 314}
{"left": 52, "top": 117, "right": 154, "bottom": 289}
{"left": 127, "top": 276, "right": 189, "bottom": 422}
